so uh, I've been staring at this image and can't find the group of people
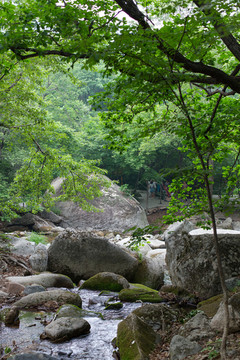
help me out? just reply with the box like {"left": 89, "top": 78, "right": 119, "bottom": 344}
{"left": 148, "top": 180, "right": 171, "bottom": 200}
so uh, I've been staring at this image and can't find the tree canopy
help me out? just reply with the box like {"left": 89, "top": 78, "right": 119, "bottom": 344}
{"left": 1, "top": 0, "right": 240, "bottom": 95}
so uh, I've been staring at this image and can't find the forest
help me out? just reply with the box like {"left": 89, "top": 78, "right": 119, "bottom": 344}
{"left": 1, "top": 1, "right": 240, "bottom": 358}
{"left": 1, "top": 0, "right": 240, "bottom": 223}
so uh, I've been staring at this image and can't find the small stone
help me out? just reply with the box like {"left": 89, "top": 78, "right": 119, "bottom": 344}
{"left": 6, "top": 282, "right": 25, "bottom": 295}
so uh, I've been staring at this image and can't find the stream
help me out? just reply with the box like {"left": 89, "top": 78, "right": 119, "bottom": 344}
{"left": 0, "top": 288, "right": 143, "bottom": 359}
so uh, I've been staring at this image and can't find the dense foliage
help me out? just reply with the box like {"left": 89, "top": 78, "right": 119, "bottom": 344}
{"left": 1, "top": 0, "right": 240, "bottom": 219}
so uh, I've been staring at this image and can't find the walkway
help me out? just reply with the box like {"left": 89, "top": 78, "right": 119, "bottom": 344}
{"left": 137, "top": 191, "right": 170, "bottom": 210}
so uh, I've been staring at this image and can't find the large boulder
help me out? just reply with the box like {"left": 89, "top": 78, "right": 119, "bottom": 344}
{"left": 165, "top": 224, "right": 240, "bottom": 298}
{"left": 178, "top": 312, "right": 215, "bottom": 341}
{"left": 6, "top": 213, "right": 63, "bottom": 233}
{"left": 42, "top": 317, "right": 90, "bottom": 342}
{"left": 132, "top": 303, "right": 179, "bottom": 331}
{"left": 169, "top": 335, "right": 202, "bottom": 360}
{"left": 80, "top": 272, "right": 130, "bottom": 291}
{"left": 29, "top": 243, "right": 48, "bottom": 272}
{"left": 13, "top": 289, "right": 82, "bottom": 309}
{"left": 47, "top": 229, "right": 138, "bottom": 282}
{"left": 51, "top": 177, "right": 148, "bottom": 232}
{"left": 210, "top": 292, "right": 240, "bottom": 333}
{"left": 117, "top": 313, "right": 158, "bottom": 360}
{"left": 7, "top": 272, "right": 74, "bottom": 289}
{"left": 132, "top": 255, "right": 165, "bottom": 290}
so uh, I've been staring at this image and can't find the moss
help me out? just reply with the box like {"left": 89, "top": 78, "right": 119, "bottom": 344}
{"left": 197, "top": 294, "right": 223, "bottom": 317}
{"left": 105, "top": 302, "right": 123, "bottom": 310}
{"left": 130, "top": 283, "right": 159, "bottom": 292}
{"left": 119, "top": 288, "right": 163, "bottom": 303}
{"left": 117, "top": 313, "right": 157, "bottom": 359}
{"left": 80, "top": 273, "right": 128, "bottom": 292}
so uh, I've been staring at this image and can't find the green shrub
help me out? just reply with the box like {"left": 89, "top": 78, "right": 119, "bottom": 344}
{"left": 28, "top": 232, "right": 47, "bottom": 245}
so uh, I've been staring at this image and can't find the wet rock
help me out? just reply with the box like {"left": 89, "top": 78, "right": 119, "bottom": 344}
{"left": 117, "top": 313, "right": 158, "bottom": 360}
{"left": 23, "top": 285, "right": 46, "bottom": 295}
{"left": 169, "top": 335, "right": 202, "bottom": 360}
{"left": 4, "top": 306, "right": 20, "bottom": 326}
{"left": 80, "top": 272, "right": 129, "bottom": 292}
{"left": 13, "top": 289, "right": 82, "bottom": 309}
{"left": 55, "top": 304, "right": 103, "bottom": 319}
{"left": 7, "top": 272, "right": 74, "bottom": 289}
{"left": 47, "top": 229, "right": 138, "bottom": 282}
{"left": 105, "top": 302, "right": 123, "bottom": 310}
{"left": 119, "top": 285, "right": 163, "bottom": 303}
{"left": 10, "top": 352, "right": 59, "bottom": 359}
{"left": 42, "top": 317, "right": 90, "bottom": 342}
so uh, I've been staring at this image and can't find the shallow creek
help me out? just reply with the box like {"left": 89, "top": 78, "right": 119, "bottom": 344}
{"left": 1, "top": 288, "right": 143, "bottom": 359}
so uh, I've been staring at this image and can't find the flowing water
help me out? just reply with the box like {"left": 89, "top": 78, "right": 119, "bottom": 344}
{"left": 0, "top": 288, "right": 142, "bottom": 359}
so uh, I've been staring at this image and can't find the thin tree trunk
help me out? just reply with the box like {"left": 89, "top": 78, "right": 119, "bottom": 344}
{"left": 204, "top": 175, "right": 229, "bottom": 359}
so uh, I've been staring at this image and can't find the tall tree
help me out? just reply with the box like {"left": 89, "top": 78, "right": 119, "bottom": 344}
{"left": 1, "top": 2, "right": 240, "bottom": 357}
{"left": 0, "top": 56, "right": 108, "bottom": 220}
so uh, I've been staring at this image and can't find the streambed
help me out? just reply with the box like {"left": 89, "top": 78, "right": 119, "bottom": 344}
{"left": 1, "top": 288, "right": 142, "bottom": 359}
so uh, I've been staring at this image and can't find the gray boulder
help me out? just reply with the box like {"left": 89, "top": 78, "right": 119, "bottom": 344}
{"left": 169, "top": 335, "right": 202, "bottom": 360}
{"left": 47, "top": 229, "right": 138, "bottom": 282}
{"left": 211, "top": 292, "right": 240, "bottom": 333}
{"left": 38, "top": 209, "right": 62, "bottom": 224}
{"left": 43, "top": 317, "right": 90, "bottom": 342}
{"left": 132, "top": 255, "right": 164, "bottom": 290}
{"left": 51, "top": 177, "right": 148, "bottom": 232}
{"left": 29, "top": 243, "right": 48, "bottom": 272}
{"left": 13, "top": 289, "right": 82, "bottom": 309}
{"left": 8, "top": 213, "right": 63, "bottom": 233}
{"left": 7, "top": 272, "right": 74, "bottom": 288}
{"left": 163, "top": 220, "right": 195, "bottom": 242}
{"left": 132, "top": 303, "right": 179, "bottom": 331}
{"left": 166, "top": 226, "right": 240, "bottom": 298}
{"left": 10, "top": 237, "right": 36, "bottom": 257}
{"left": 179, "top": 312, "right": 215, "bottom": 341}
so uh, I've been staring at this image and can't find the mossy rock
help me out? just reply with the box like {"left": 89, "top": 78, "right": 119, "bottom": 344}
{"left": 130, "top": 283, "right": 159, "bottom": 292}
{"left": 197, "top": 294, "right": 223, "bottom": 317}
{"left": 105, "top": 302, "right": 123, "bottom": 310}
{"left": 80, "top": 272, "right": 129, "bottom": 292}
{"left": 119, "top": 288, "right": 163, "bottom": 303}
{"left": 117, "top": 313, "right": 157, "bottom": 359}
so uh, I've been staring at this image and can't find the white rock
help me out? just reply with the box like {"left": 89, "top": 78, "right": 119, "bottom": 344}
{"left": 148, "top": 239, "right": 166, "bottom": 249}
{"left": 10, "top": 238, "right": 36, "bottom": 257}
